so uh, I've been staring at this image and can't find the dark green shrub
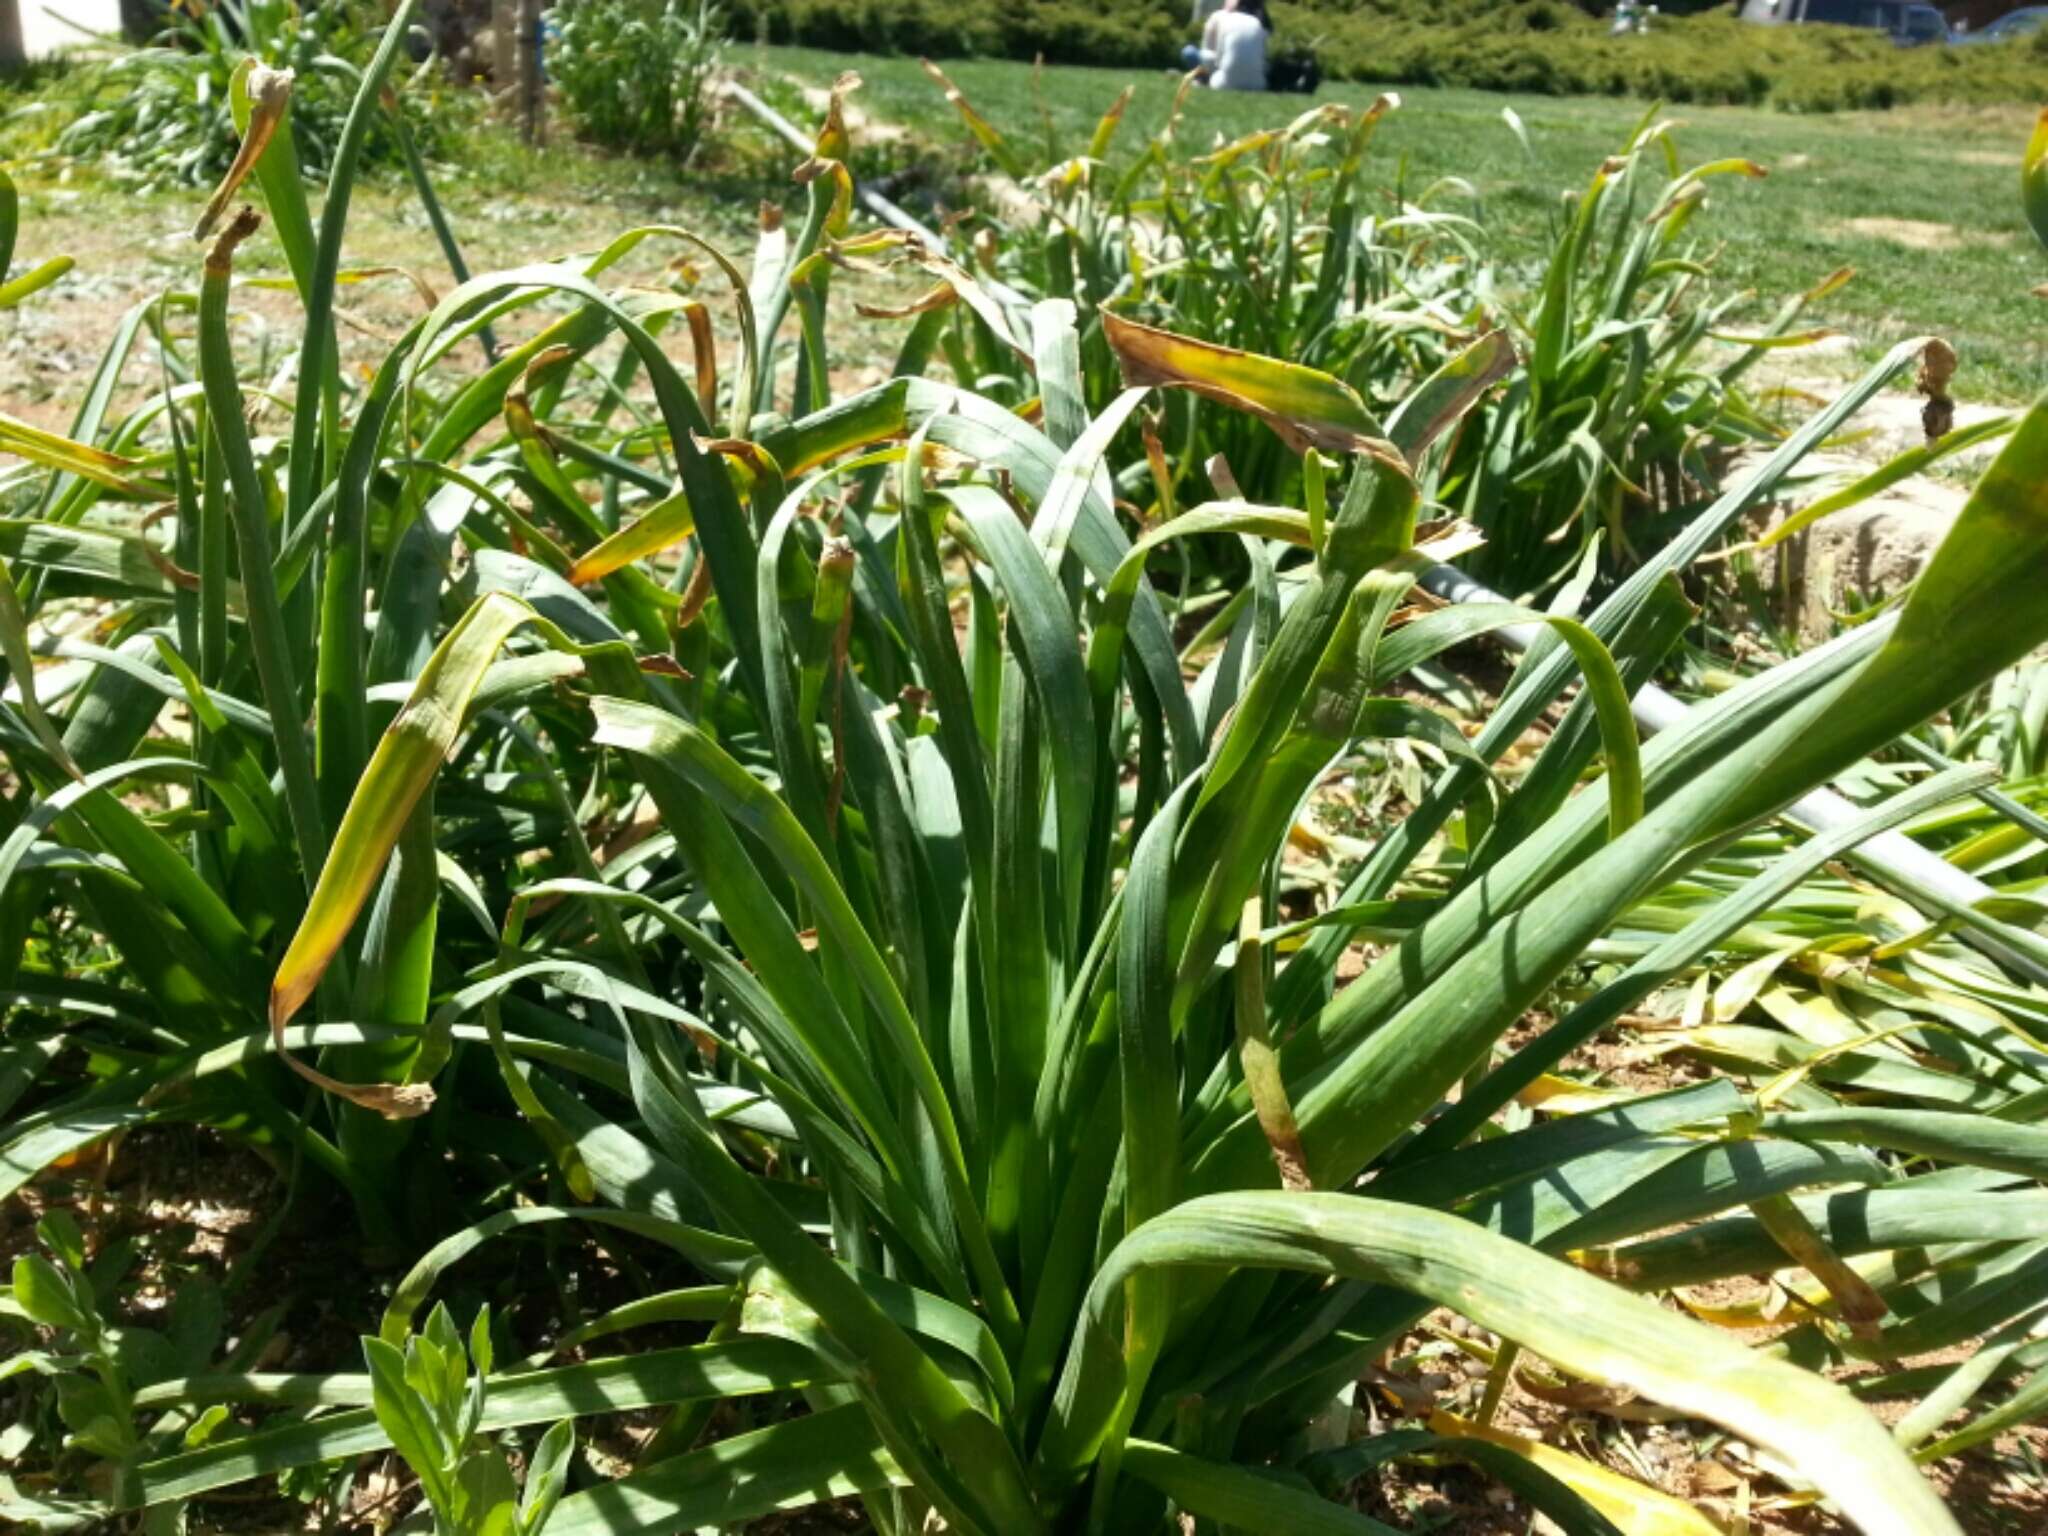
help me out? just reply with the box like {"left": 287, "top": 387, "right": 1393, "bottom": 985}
{"left": 547, "top": 0, "right": 725, "bottom": 159}
{"left": 726, "top": 0, "right": 1168, "bottom": 61}
{"left": 996, "top": 1, "right": 1182, "bottom": 64}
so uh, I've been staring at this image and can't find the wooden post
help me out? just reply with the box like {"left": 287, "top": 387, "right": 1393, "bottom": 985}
{"left": 491, "top": 0, "right": 515, "bottom": 96}
{"left": 0, "top": 0, "right": 27, "bottom": 80}
{"left": 518, "top": 0, "right": 543, "bottom": 146}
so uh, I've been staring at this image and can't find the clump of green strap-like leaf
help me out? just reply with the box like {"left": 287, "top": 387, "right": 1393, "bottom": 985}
{"left": 4, "top": 20, "right": 2048, "bottom": 1536}
{"left": 911, "top": 70, "right": 1840, "bottom": 597}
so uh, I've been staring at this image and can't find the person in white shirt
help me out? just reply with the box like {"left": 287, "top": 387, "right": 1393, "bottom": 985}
{"left": 1180, "top": 0, "right": 1270, "bottom": 91}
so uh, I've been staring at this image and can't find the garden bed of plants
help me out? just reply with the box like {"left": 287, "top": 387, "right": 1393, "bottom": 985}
{"left": 3, "top": 5, "right": 2048, "bottom": 1533}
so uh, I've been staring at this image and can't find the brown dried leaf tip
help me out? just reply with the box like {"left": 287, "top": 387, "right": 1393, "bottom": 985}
{"left": 193, "top": 64, "right": 292, "bottom": 242}
{"left": 204, "top": 205, "right": 266, "bottom": 277}
{"left": 1917, "top": 337, "right": 1957, "bottom": 443}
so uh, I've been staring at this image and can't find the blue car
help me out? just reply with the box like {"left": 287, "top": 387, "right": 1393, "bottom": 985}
{"left": 1740, "top": 0, "right": 1950, "bottom": 45}
{"left": 1957, "top": 5, "right": 2048, "bottom": 41}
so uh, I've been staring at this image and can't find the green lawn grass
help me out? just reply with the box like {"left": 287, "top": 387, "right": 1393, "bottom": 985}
{"left": 7, "top": 42, "right": 2041, "bottom": 409}
{"left": 749, "top": 43, "right": 2048, "bottom": 404}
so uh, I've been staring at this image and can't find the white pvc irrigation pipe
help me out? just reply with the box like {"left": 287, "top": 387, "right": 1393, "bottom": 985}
{"left": 721, "top": 78, "right": 1034, "bottom": 313}
{"left": 1418, "top": 562, "right": 2048, "bottom": 989}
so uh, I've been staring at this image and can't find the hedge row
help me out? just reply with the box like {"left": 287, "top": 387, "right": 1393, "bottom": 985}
{"left": 1294, "top": 4, "right": 2048, "bottom": 109}
{"left": 723, "top": 0, "right": 1181, "bottom": 67}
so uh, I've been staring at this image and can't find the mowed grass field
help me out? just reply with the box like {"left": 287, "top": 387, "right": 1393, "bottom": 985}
{"left": 752, "top": 44, "right": 2048, "bottom": 404}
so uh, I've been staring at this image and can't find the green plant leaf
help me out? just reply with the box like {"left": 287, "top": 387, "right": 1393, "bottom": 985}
{"left": 1046, "top": 1192, "right": 1958, "bottom": 1536}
